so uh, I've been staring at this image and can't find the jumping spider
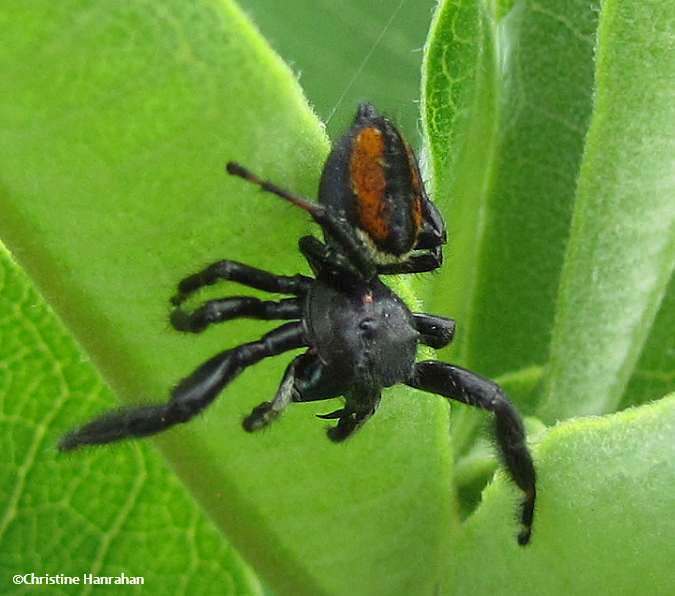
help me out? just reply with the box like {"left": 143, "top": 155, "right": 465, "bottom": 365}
{"left": 59, "top": 103, "right": 536, "bottom": 545}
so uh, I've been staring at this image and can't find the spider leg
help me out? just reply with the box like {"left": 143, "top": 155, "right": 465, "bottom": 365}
{"left": 315, "top": 409, "right": 343, "bottom": 419}
{"left": 227, "top": 162, "right": 376, "bottom": 280}
{"left": 413, "top": 313, "right": 456, "bottom": 349}
{"left": 242, "top": 353, "right": 307, "bottom": 431}
{"left": 378, "top": 206, "right": 445, "bottom": 275}
{"left": 377, "top": 247, "right": 442, "bottom": 275}
{"left": 171, "top": 296, "right": 301, "bottom": 334}
{"left": 407, "top": 361, "right": 536, "bottom": 546}
{"left": 299, "top": 235, "right": 363, "bottom": 284}
{"left": 416, "top": 199, "right": 446, "bottom": 251}
{"left": 58, "top": 322, "right": 306, "bottom": 451}
{"left": 172, "top": 260, "right": 312, "bottom": 306}
{"left": 327, "top": 389, "right": 381, "bottom": 443}
{"left": 292, "top": 353, "right": 348, "bottom": 403}
{"left": 244, "top": 349, "right": 353, "bottom": 432}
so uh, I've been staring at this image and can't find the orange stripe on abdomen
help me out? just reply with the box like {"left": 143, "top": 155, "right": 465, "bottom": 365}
{"left": 350, "top": 127, "right": 389, "bottom": 242}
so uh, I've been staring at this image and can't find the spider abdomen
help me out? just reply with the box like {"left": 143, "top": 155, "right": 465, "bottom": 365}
{"left": 317, "top": 104, "right": 425, "bottom": 262}
{"left": 305, "top": 278, "right": 418, "bottom": 389}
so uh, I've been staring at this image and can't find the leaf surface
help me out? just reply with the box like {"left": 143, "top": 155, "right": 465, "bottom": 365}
{"left": 447, "top": 395, "right": 675, "bottom": 595}
{"left": 239, "top": 0, "right": 436, "bottom": 139}
{"left": 422, "top": 0, "right": 601, "bottom": 381}
{"left": 0, "top": 1, "right": 452, "bottom": 594}
{"left": 423, "top": 0, "right": 675, "bottom": 592}
{"left": 0, "top": 246, "right": 261, "bottom": 594}
{"left": 420, "top": 0, "right": 604, "bottom": 460}
{"left": 539, "top": 0, "right": 675, "bottom": 421}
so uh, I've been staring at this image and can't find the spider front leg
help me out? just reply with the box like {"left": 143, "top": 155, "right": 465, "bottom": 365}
{"left": 227, "top": 162, "right": 376, "bottom": 280}
{"left": 244, "top": 352, "right": 348, "bottom": 431}
{"left": 59, "top": 322, "right": 306, "bottom": 450}
{"left": 171, "top": 260, "right": 312, "bottom": 306}
{"left": 242, "top": 353, "right": 305, "bottom": 432}
{"left": 377, "top": 248, "right": 443, "bottom": 275}
{"left": 407, "top": 361, "right": 536, "bottom": 546}
{"left": 378, "top": 209, "right": 446, "bottom": 275}
{"left": 299, "top": 235, "right": 365, "bottom": 284}
{"left": 325, "top": 389, "right": 381, "bottom": 443}
{"left": 171, "top": 296, "right": 302, "bottom": 333}
{"left": 413, "top": 313, "right": 456, "bottom": 349}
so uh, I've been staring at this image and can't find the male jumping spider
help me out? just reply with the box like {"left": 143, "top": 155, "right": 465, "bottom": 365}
{"left": 59, "top": 103, "right": 536, "bottom": 545}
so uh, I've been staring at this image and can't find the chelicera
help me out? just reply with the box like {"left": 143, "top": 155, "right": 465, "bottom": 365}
{"left": 59, "top": 103, "right": 536, "bottom": 545}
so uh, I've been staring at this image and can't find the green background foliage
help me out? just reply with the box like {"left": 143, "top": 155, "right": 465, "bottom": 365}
{"left": 0, "top": 245, "right": 261, "bottom": 595}
{"left": 0, "top": 0, "right": 673, "bottom": 594}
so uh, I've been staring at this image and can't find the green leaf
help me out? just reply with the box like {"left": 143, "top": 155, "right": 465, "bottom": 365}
{"left": 238, "top": 0, "right": 437, "bottom": 139}
{"left": 420, "top": 0, "right": 604, "bottom": 458}
{"left": 622, "top": 276, "right": 675, "bottom": 408}
{"left": 423, "top": 0, "right": 675, "bottom": 591}
{"left": 539, "top": 0, "right": 675, "bottom": 421}
{"left": 446, "top": 395, "right": 675, "bottom": 594}
{"left": 0, "top": 1, "right": 452, "bottom": 594}
{"left": 420, "top": 0, "right": 499, "bottom": 356}
{"left": 3, "top": 0, "right": 675, "bottom": 593}
{"left": 422, "top": 0, "right": 608, "bottom": 466}
{"left": 0, "top": 246, "right": 261, "bottom": 594}
{"left": 422, "top": 0, "right": 674, "bottom": 429}
{"left": 422, "top": 0, "right": 600, "bottom": 380}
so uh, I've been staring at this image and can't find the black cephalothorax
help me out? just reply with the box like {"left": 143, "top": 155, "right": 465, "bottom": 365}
{"left": 59, "top": 103, "right": 536, "bottom": 545}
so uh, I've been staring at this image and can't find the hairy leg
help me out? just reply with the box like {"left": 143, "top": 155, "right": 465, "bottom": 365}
{"left": 59, "top": 323, "right": 306, "bottom": 450}
{"left": 172, "top": 260, "right": 312, "bottom": 305}
{"left": 325, "top": 389, "right": 381, "bottom": 443}
{"left": 377, "top": 248, "right": 442, "bottom": 275}
{"left": 299, "top": 235, "right": 363, "bottom": 284}
{"left": 407, "top": 360, "right": 536, "bottom": 545}
{"left": 412, "top": 313, "right": 456, "bottom": 349}
{"left": 171, "top": 296, "right": 301, "bottom": 333}
{"left": 243, "top": 353, "right": 306, "bottom": 432}
{"left": 227, "top": 162, "right": 376, "bottom": 280}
